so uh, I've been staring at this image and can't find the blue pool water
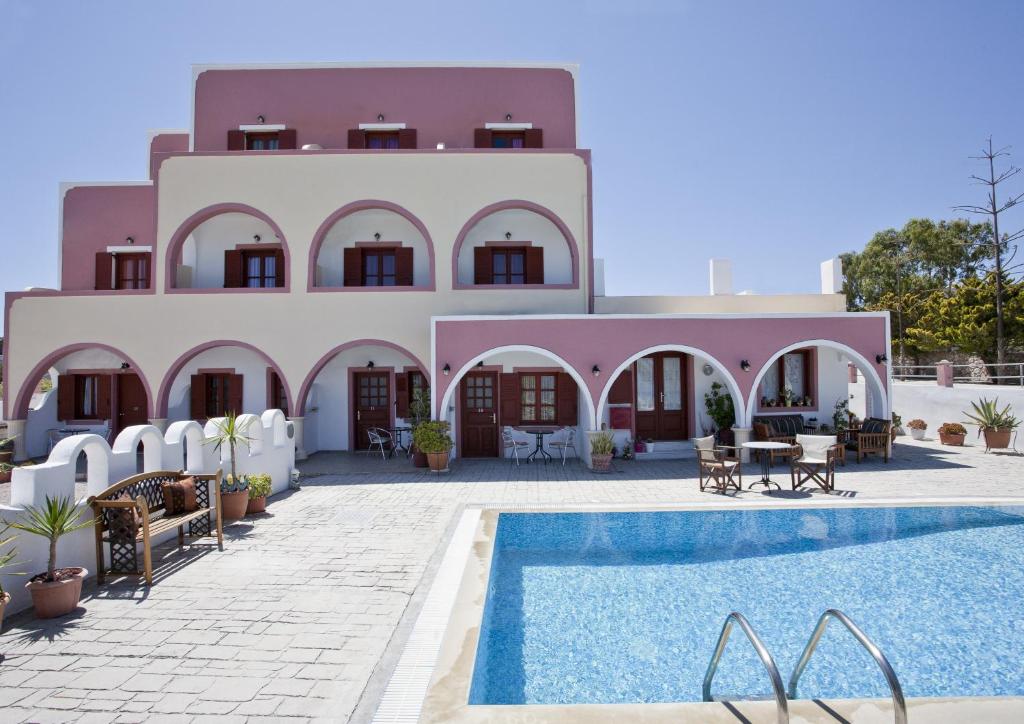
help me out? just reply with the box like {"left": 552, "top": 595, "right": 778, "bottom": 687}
{"left": 468, "top": 506, "right": 1024, "bottom": 704}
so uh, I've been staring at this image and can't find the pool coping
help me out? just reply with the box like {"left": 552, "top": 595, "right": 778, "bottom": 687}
{"left": 380, "top": 496, "right": 1024, "bottom": 722}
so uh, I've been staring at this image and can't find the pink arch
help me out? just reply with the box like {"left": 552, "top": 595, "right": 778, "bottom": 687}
{"left": 295, "top": 339, "right": 430, "bottom": 415}
{"left": 450, "top": 199, "right": 580, "bottom": 289}
{"left": 164, "top": 202, "right": 291, "bottom": 292}
{"left": 156, "top": 340, "right": 294, "bottom": 418}
{"left": 11, "top": 343, "right": 155, "bottom": 420}
{"left": 306, "top": 200, "right": 436, "bottom": 291}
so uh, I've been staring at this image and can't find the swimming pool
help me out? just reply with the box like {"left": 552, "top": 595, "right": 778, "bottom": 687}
{"left": 468, "top": 506, "right": 1024, "bottom": 705}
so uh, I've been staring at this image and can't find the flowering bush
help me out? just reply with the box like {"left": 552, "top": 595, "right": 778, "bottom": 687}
{"left": 938, "top": 422, "right": 966, "bottom": 435}
{"left": 907, "top": 419, "right": 927, "bottom": 430}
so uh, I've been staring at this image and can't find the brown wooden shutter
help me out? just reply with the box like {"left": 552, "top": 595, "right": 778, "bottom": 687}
{"left": 395, "top": 247, "right": 414, "bottom": 286}
{"left": 525, "top": 247, "right": 544, "bottom": 284}
{"left": 556, "top": 373, "right": 577, "bottom": 426}
{"left": 190, "top": 374, "right": 207, "bottom": 419}
{"left": 473, "top": 247, "right": 491, "bottom": 285}
{"left": 97, "top": 375, "right": 112, "bottom": 420}
{"left": 94, "top": 252, "right": 114, "bottom": 290}
{"left": 347, "top": 129, "right": 366, "bottom": 149}
{"left": 474, "top": 128, "right": 492, "bottom": 148}
{"left": 608, "top": 369, "right": 633, "bottom": 405}
{"left": 524, "top": 128, "right": 544, "bottom": 148}
{"left": 397, "top": 129, "right": 417, "bottom": 149}
{"left": 228, "top": 375, "right": 244, "bottom": 416}
{"left": 343, "top": 247, "right": 363, "bottom": 286}
{"left": 224, "top": 249, "right": 244, "bottom": 288}
{"left": 395, "top": 373, "right": 409, "bottom": 418}
{"left": 273, "top": 248, "right": 285, "bottom": 287}
{"left": 227, "top": 130, "right": 245, "bottom": 150}
{"left": 500, "top": 373, "right": 520, "bottom": 426}
{"left": 57, "top": 374, "right": 74, "bottom": 421}
{"left": 277, "top": 129, "right": 297, "bottom": 149}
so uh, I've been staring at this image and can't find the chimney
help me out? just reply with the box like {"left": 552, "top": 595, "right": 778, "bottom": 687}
{"left": 709, "top": 259, "right": 733, "bottom": 295}
{"left": 820, "top": 257, "right": 843, "bottom": 295}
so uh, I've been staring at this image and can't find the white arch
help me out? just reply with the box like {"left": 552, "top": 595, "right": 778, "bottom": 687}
{"left": 112, "top": 425, "right": 165, "bottom": 474}
{"left": 261, "top": 409, "right": 289, "bottom": 448}
{"left": 165, "top": 420, "right": 206, "bottom": 473}
{"left": 48, "top": 433, "right": 111, "bottom": 498}
{"left": 744, "top": 339, "right": 889, "bottom": 424}
{"left": 437, "top": 344, "right": 597, "bottom": 429}
{"left": 596, "top": 344, "right": 747, "bottom": 427}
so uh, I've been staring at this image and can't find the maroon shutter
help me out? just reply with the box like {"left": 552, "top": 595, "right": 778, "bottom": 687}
{"left": 395, "top": 374, "right": 409, "bottom": 418}
{"left": 57, "top": 374, "right": 74, "bottom": 421}
{"left": 397, "top": 129, "right": 417, "bottom": 149}
{"left": 608, "top": 370, "right": 633, "bottom": 405}
{"left": 277, "top": 129, "right": 297, "bottom": 149}
{"left": 224, "top": 249, "right": 244, "bottom": 288}
{"left": 274, "top": 248, "right": 285, "bottom": 287}
{"left": 97, "top": 375, "right": 112, "bottom": 421}
{"left": 227, "top": 130, "right": 245, "bottom": 150}
{"left": 395, "top": 247, "right": 414, "bottom": 286}
{"left": 525, "top": 247, "right": 544, "bottom": 284}
{"left": 347, "top": 129, "right": 366, "bottom": 149}
{"left": 95, "top": 252, "right": 114, "bottom": 290}
{"left": 500, "top": 373, "right": 520, "bottom": 426}
{"left": 343, "top": 247, "right": 363, "bottom": 286}
{"left": 474, "top": 247, "right": 491, "bottom": 285}
{"left": 474, "top": 128, "right": 492, "bottom": 148}
{"left": 190, "top": 374, "right": 207, "bottom": 419}
{"left": 523, "top": 128, "right": 544, "bottom": 148}
{"left": 556, "top": 373, "right": 577, "bottom": 426}
{"left": 228, "top": 375, "right": 244, "bottom": 416}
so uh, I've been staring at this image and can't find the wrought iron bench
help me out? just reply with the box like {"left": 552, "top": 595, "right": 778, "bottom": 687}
{"left": 88, "top": 469, "right": 224, "bottom": 585}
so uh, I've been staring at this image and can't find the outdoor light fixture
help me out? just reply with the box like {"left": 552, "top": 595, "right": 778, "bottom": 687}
{"left": 876, "top": 354, "right": 888, "bottom": 364}
{"left": 377, "top": 113, "right": 385, "bottom": 122}
{"left": 126, "top": 236, "right": 134, "bottom": 244}
{"left": 505, "top": 231, "right": 512, "bottom": 240}
{"left": 253, "top": 234, "right": 261, "bottom": 243}
{"left": 476, "top": 360, "right": 484, "bottom": 367}
{"left": 592, "top": 365, "right": 600, "bottom": 376}
{"left": 374, "top": 232, "right": 381, "bottom": 241}
{"left": 740, "top": 360, "right": 751, "bottom": 371}
{"left": 505, "top": 113, "right": 513, "bottom": 121}
{"left": 367, "top": 361, "right": 375, "bottom": 368}
{"left": 443, "top": 363, "right": 451, "bottom": 375}
{"left": 257, "top": 115, "right": 265, "bottom": 123}
{"left": 436, "top": 142, "right": 445, "bottom": 150}
{"left": 120, "top": 362, "right": 130, "bottom": 370}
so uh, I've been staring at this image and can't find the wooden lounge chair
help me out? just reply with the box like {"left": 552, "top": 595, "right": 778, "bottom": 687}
{"left": 752, "top": 420, "right": 798, "bottom": 467}
{"left": 845, "top": 417, "right": 891, "bottom": 463}
{"left": 790, "top": 434, "right": 841, "bottom": 492}
{"left": 694, "top": 434, "right": 742, "bottom": 494}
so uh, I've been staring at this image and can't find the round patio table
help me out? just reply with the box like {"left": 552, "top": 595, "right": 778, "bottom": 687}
{"left": 742, "top": 441, "right": 793, "bottom": 490}
{"left": 516, "top": 427, "right": 557, "bottom": 464}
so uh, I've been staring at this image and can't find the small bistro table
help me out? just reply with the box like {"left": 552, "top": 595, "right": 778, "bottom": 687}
{"left": 516, "top": 426, "right": 558, "bottom": 464}
{"left": 741, "top": 441, "right": 794, "bottom": 490}
{"left": 389, "top": 426, "right": 412, "bottom": 457}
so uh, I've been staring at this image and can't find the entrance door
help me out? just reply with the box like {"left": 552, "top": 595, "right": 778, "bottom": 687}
{"left": 634, "top": 353, "right": 687, "bottom": 441}
{"left": 460, "top": 372, "right": 498, "bottom": 457}
{"left": 116, "top": 373, "right": 147, "bottom": 435}
{"left": 354, "top": 372, "right": 391, "bottom": 449}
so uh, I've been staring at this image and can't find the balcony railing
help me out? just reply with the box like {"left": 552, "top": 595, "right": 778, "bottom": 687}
{"left": 892, "top": 362, "right": 1024, "bottom": 386}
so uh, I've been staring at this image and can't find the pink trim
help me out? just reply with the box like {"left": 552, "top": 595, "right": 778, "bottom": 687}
{"left": 450, "top": 200, "right": 580, "bottom": 290}
{"left": 484, "top": 240, "right": 534, "bottom": 247}
{"left": 295, "top": 339, "right": 430, "bottom": 415}
{"left": 307, "top": 200, "right": 436, "bottom": 292}
{"left": 348, "top": 367, "right": 395, "bottom": 451}
{"left": 163, "top": 203, "right": 291, "bottom": 293}
{"left": 354, "top": 241, "right": 402, "bottom": 248}
{"left": 156, "top": 340, "right": 293, "bottom": 417}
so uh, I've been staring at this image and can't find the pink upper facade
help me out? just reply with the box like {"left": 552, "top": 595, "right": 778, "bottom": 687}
{"left": 193, "top": 65, "right": 578, "bottom": 151}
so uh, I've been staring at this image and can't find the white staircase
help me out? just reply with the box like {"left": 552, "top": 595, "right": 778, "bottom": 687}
{"left": 634, "top": 439, "right": 695, "bottom": 461}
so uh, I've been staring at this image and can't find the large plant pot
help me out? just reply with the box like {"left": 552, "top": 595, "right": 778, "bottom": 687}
{"left": 590, "top": 453, "right": 613, "bottom": 472}
{"left": 426, "top": 451, "right": 450, "bottom": 473}
{"left": 983, "top": 427, "right": 1013, "bottom": 450}
{"left": 939, "top": 431, "right": 966, "bottom": 446}
{"left": 246, "top": 496, "right": 267, "bottom": 515}
{"left": 221, "top": 490, "right": 249, "bottom": 521}
{"left": 910, "top": 428, "right": 926, "bottom": 441}
{"left": 25, "top": 567, "right": 88, "bottom": 619}
{"left": 0, "top": 591, "right": 10, "bottom": 630}
{"left": 411, "top": 446, "right": 428, "bottom": 468}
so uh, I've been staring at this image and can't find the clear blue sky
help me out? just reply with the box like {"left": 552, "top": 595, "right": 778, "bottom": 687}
{"left": 2, "top": 0, "right": 1023, "bottom": 333}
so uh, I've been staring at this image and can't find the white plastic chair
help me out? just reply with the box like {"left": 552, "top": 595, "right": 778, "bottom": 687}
{"left": 549, "top": 427, "right": 578, "bottom": 465}
{"left": 502, "top": 428, "right": 529, "bottom": 467}
{"left": 367, "top": 428, "right": 394, "bottom": 460}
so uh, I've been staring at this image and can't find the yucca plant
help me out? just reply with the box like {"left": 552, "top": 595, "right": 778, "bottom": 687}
{"left": 12, "top": 496, "right": 92, "bottom": 583}
{"left": 963, "top": 397, "right": 1020, "bottom": 432}
{"left": 203, "top": 411, "right": 254, "bottom": 485}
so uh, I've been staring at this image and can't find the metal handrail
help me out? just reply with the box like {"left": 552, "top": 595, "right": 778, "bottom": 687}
{"left": 788, "top": 609, "right": 907, "bottom": 724}
{"left": 702, "top": 612, "right": 789, "bottom": 723}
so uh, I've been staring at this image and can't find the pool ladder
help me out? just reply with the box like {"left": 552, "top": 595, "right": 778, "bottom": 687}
{"left": 702, "top": 609, "right": 907, "bottom": 724}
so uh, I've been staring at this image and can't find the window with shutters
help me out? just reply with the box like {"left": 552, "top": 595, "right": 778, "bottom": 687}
{"left": 491, "top": 248, "right": 526, "bottom": 284}
{"left": 74, "top": 375, "right": 101, "bottom": 419}
{"left": 246, "top": 132, "right": 280, "bottom": 150}
{"left": 409, "top": 371, "right": 427, "bottom": 409}
{"left": 492, "top": 131, "right": 525, "bottom": 148}
{"left": 205, "top": 374, "right": 235, "bottom": 418}
{"left": 362, "top": 250, "right": 397, "bottom": 286}
{"left": 519, "top": 373, "right": 557, "bottom": 424}
{"left": 115, "top": 253, "right": 150, "bottom": 289}
{"left": 268, "top": 370, "right": 288, "bottom": 415}
{"left": 365, "top": 131, "right": 400, "bottom": 149}
{"left": 242, "top": 250, "right": 278, "bottom": 288}
{"left": 758, "top": 348, "right": 816, "bottom": 408}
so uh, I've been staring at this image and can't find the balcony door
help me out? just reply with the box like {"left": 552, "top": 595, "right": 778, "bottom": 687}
{"left": 634, "top": 353, "right": 688, "bottom": 441}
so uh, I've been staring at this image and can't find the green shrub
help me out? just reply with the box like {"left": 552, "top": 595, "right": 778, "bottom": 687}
{"left": 412, "top": 421, "right": 453, "bottom": 454}
{"left": 589, "top": 431, "right": 615, "bottom": 456}
{"left": 247, "top": 473, "right": 272, "bottom": 500}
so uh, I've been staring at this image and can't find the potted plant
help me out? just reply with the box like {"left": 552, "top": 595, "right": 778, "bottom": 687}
{"left": 204, "top": 412, "right": 254, "bottom": 521}
{"left": 12, "top": 496, "right": 92, "bottom": 619}
{"left": 408, "top": 388, "right": 431, "bottom": 468}
{"left": 832, "top": 399, "right": 850, "bottom": 438}
{"left": 963, "top": 397, "right": 1020, "bottom": 450}
{"left": 412, "top": 421, "right": 452, "bottom": 472}
{"left": 938, "top": 422, "right": 967, "bottom": 446}
{"left": 907, "top": 419, "right": 927, "bottom": 441}
{"left": 0, "top": 522, "right": 20, "bottom": 630}
{"left": 588, "top": 431, "right": 615, "bottom": 472}
{"left": 890, "top": 412, "right": 903, "bottom": 442}
{"left": 703, "top": 382, "right": 736, "bottom": 446}
{"left": 246, "top": 473, "right": 272, "bottom": 515}
{"left": 782, "top": 386, "right": 795, "bottom": 407}
{"left": 0, "top": 435, "right": 15, "bottom": 484}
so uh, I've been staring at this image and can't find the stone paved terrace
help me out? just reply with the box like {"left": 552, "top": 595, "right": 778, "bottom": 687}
{"left": 0, "top": 438, "right": 1022, "bottom": 723}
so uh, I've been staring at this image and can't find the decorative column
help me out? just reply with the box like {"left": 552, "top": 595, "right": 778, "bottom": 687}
{"left": 732, "top": 426, "right": 752, "bottom": 463}
{"left": 289, "top": 416, "right": 308, "bottom": 460}
{"left": 6, "top": 419, "right": 27, "bottom": 462}
{"left": 148, "top": 418, "right": 168, "bottom": 433}
{"left": 936, "top": 360, "right": 954, "bottom": 388}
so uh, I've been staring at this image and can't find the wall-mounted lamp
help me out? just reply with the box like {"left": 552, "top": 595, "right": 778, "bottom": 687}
{"left": 876, "top": 354, "right": 888, "bottom": 364}
{"left": 436, "top": 142, "right": 446, "bottom": 150}
{"left": 505, "top": 113, "right": 513, "bottom": 121}
{"left": 367, "top": 361, "right": 375, "bottom": 369}
{"left": 120, "top": 362, "right": 131, "bottom": 370}
{"left": 740, "top": 360, "right": 751, "bottom": 371}
{"left": 442, "top": 363, "right": 451, "bottom": 376}
{"left": 505, "top": 231, "right": 512, "bottom": 241}
{"left": 476, "top": 360, "right": 484, "bottom": 367}
{"left": 377, "top": 113, "right": 385, "bottom": 122}
{"left": 126, "top": 236, "right": 135, "bottom": 244}
{"left": 253, "top": 234, "right": 261, "bottom": 243}
{"left": 257, "top": 114, "right": 265, "bottom": 124}
{"left": 592, "top": 365, "right": 600, "bottom": 377}
{"left": 374, "top": 232, "right": 381, "bottom": 241}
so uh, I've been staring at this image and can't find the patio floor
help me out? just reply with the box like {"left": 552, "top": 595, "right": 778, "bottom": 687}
{"left": 0, "top": 438, "right": 1021, "bottom": 723}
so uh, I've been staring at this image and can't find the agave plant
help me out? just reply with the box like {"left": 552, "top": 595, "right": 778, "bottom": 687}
{"left": 963, "top": 397, "right": 1020, "bottom": 432}
{"left": 11, "top": 496, "right": 92, "bottom": 583}
{"left": 203, "top": 411, "right": 254, "bottom": 485}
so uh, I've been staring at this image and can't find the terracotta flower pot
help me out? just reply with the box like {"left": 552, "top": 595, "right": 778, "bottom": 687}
{"left": 25, "top": 567, "right": 88, "bottom": 619}
{"left": 221, "top": 490, "right": 249, "bottom": 521}
{"left": 246, "top": 496, "right": 266, "bottom": 515}
{"left": 590, "top": 453, "right": 613, "bottom": 472}
{"left": 983, "top": 427, "right": 1012, "bottom": 450}
{"left": 426, "top": 451, "right": 450, "bottom": 473}
{"left": 412, "top": 447, "right": 428, "bottom": 468}
{"left": 939, "top": 431, "right": 965, "bottom": 446}
{"left": 0, "top": 591, "right": 10, "bottom": 630}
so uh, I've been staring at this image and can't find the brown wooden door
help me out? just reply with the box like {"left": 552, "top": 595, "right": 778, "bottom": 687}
{"left": 461, "top": 372, "right": 499, "bottom": 457}
{"left": 116, "top": 373, "right": 147, "bottom": 435}
{"left": 354, "top": 372, "right": 391, "bottom": 449}
{"left": 634, "top": 353, "right": 687, "bottom": 441}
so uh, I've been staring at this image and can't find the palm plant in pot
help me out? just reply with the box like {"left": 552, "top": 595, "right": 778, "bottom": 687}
{"left": 588, "top": 431, "right": 615, "bottom": 472}
{"left": 412, "top": 421, "right": 453, "bottom": 473}
{"left": 246, "top": 473, "right": 272, "bottom": 515}
{"left": 204, "top": 412, "right": 254, "bottom": 521}
{"left": 12, "top": 496, "right": 92, "bottom": 619}
{"left": 0, "top": 522, "right": 21, "bottom": 630}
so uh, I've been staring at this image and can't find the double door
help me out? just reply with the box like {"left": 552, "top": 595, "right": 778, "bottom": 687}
{"left": 634, "top": 352, "right": 688, "bottom": 441}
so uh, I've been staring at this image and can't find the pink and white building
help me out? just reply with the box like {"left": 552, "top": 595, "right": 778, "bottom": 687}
{"left": 2, "top": 62, "right": 891, "bottom": 464}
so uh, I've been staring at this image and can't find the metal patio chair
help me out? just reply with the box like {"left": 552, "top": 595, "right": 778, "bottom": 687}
{"left": 367, "top": 427, "right": 394, "bottom": 461}
{"left": 549, "top": 427, "right": 578, "bottom": 465}
{"left": 502, "top": 427, "right": 529, "bottom": 467}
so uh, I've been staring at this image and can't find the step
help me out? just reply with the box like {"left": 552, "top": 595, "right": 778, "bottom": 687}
{"left": 634, "top": 439, "right": 696, "bottom": 460}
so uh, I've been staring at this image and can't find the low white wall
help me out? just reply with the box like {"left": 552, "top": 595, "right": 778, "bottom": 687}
{"left": 0, "top": 409, "right": 295, "bottom": 616}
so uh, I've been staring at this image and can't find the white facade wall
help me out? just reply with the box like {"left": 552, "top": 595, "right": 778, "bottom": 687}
{"left": 183, "top": 212, "right": 278, "bottom": 288}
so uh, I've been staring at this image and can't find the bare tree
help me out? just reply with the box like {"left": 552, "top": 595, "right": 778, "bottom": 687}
{"left": 954, "top": 138, "right": 1024, "bottom": 369}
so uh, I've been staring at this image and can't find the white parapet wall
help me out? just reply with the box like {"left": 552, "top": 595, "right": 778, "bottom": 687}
{"left": 0, "top": 409, "right": 295, "bottom": 615}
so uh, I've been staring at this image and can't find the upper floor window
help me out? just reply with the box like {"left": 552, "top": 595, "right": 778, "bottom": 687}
{"left": 268, "top": 369, "right": 288, "bottom": 415}
{"left": 226, "top": 128, "right": 297, "bottom": 150}
{"left": 473, "top": 245, "right": 544, "bottom": 285}
{"left": 246, "top": 132, "right": 279, "bottom": 150}
{"left": 348, "top": 128, "right": 417, "bottom": 149}
{"left": 115, "top": 253, "right": 150, "bottom": 290}
{"left": 474, "top": 128, "right": 544, "bottom": 148}
{"left": 362, "top": 249, "right": 397, "bottom": 286}
{"left": 243, "top": 249, "right": 278, "bottom": 288}
{"left": 491, "top": 248, "right": 526, "bottom": 284}
{"left": 343, "top": 246, "right": 413, "bottom": 287}
{"left": 365, "top": 131, "right": 399, "bottom": 150}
